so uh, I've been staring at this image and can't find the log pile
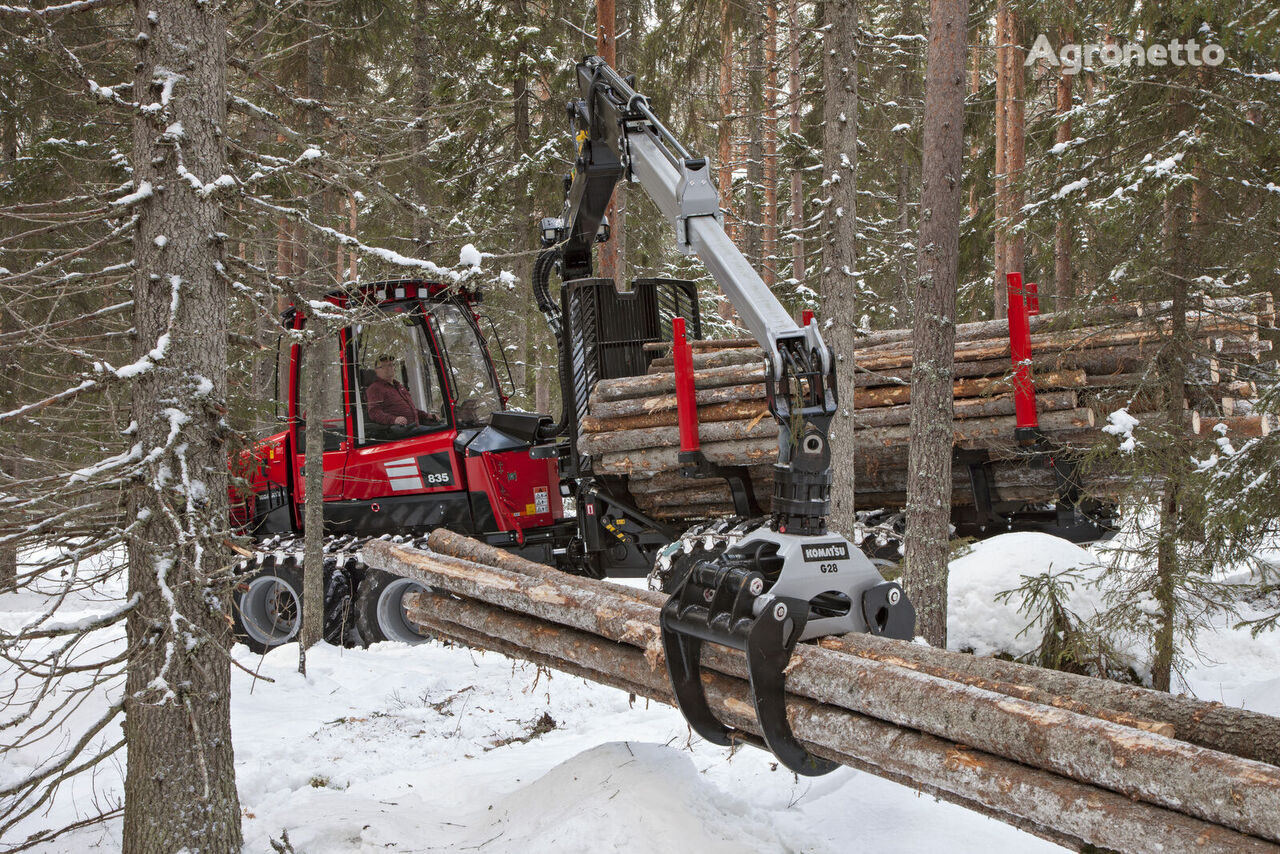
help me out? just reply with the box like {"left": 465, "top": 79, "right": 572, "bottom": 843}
{"left": 577, "top": 298, "right": 1275, "bottom": 520}
{"left": 361, "top": 532, "right": 1280, "bottom": 854}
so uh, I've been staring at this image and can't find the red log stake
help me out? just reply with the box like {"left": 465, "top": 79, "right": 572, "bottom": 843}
{"left": 1007, "top": 273, "right": 1039, "bottom": 434}
{"left": 672, "top": 317, "right": 700, "bottom": 453}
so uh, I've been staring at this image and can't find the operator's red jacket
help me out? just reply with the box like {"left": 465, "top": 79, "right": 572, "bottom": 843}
{"left": 366, "top": 379, "right": 432, "bottom": 425}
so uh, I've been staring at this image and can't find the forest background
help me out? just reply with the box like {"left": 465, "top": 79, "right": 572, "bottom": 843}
{"left": 1, "top": 0, "right": 1279, "bottom": 849}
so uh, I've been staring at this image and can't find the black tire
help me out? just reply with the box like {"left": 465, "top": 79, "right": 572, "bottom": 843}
{"left": 233, "top": 557, "right": 304, "bottom": 654}
{"left": 354, "top": 569, "right": 432, "bottom": 645}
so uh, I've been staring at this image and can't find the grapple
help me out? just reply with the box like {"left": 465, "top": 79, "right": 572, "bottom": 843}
{"left": 660, "top": 527, "right": 915, "bottom": 776}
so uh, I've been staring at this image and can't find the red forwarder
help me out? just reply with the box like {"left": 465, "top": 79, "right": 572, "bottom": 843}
{"left": 228, "top": 279, "right": 664, "bottom": 651}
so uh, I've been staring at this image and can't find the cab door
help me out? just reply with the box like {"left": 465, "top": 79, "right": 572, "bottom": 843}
{"left": 288, "top": 328, "right": 353, "bottom": 530}
{"left": 332, "top": 305, "right": 469, "bottom": 533}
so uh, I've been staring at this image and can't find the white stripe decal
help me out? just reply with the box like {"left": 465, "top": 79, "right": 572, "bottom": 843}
{"left": 385, "top": 465, "right": 420, "bottom": 477}
{"left": 388, "top": 476, "right": 424, "bottom": 491}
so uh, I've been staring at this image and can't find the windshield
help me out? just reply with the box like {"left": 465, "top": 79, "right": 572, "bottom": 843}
{"left": 431, "top": 302, "right": 502, "bottom": 427}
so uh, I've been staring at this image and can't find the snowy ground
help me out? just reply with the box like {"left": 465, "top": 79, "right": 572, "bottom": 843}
{"left": 4, "top": 532, "right": 1280, "bottom": 853}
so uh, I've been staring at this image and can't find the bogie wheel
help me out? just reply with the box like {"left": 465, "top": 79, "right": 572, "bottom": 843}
{"left": 233, "top": 559, "right": 304, "bottom": 654}
{"left": 355, "top": 569, "right": 431, "bottom": 645}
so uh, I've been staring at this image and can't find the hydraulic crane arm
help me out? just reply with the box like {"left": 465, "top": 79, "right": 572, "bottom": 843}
{"left": 545, "top": 56, "right": 839, "bottom": 535}
{"left": 539, "top": 56, "right": 915, "bottom": 778}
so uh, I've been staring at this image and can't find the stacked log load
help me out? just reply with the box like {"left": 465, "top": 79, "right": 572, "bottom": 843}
{"left": 576, "top": 295, "right": 1275, "bottom": 520}
{"left": 361, "top": 533, "right": 1280, "bottom": 854}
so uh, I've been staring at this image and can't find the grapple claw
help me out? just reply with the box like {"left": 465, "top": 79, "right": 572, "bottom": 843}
{"left": 658, "top": 524, "right": 914, "bottom": 776}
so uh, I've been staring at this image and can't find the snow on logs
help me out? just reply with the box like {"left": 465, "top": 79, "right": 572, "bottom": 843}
{"left": 584, "top": 303, "right": 1273, "bottom": 520}
{"left": 361, "top": 532, "right": 1280, "bottom": 854}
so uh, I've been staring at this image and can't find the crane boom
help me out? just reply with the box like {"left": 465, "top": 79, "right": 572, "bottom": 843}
{"left": 545, "top": 56, "right": 839, "bottom": 536}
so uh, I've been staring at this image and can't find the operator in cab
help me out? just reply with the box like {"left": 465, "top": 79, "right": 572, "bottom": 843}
{"left": 367, "top": 354, "right": 440, "bottom": 436}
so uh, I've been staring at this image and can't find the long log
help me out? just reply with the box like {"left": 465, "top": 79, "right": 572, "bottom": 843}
{"left": 642, "top": 337, "right": 758, "bottom": 353}
{"left": 853, "top": 390, "right": 1078, "bottom": 429}
{"left": 628, "top": 465, "right": 1120, "bottom": 509}
{"left": 855, "top": 315, "right": 1256, "bottom": 372}
{"left": 646, "top": 348, "right": 765, "bottom": 372}
{"left": 578, "top": 417, "right": 779, "bottom": 456}
{"left": 857, "top": 408, "right": 1096, "bottom": 450}
{"left": 404, "top": 593, "right": 1278, "bottom": 854}
{"left": 629, "top": 482, "right": 773, "bottom": 508}
{"left": 417, "top": 533, "right": 1280, "bottom": 767}
{"left": 422, "top": 535, "right": 1280, "bottom": 763}
{"left": 580, "top": 400, "right": 768, "bottom": 435}
{"left": 594, "top": 363, "right": 767, "bottom": 402}
{"left": 594, "top": 438, "right": 778, "bottom": 475}
{"left": 586, "top": 383, "right": 767, "bottom": 420}
{"left": 853, "top": 370, "right": 1086, "bottom": 408}
{"left": 403, "top": 596, "right": 1082, "bottom": 850}
{"left": 635, "top": 482, "right": 1127, "bottom": 519}
{"left": 829, "top": 633, "right": 1280, "bottom": 768}
{"left": 366, "top": 536, "right": 1280, "bottom": 842}
{"left": 1199, "top": 414, "right": 1273, "bottom": 438}
{"left": 625, "top": 464, "right": 778, "bottom": 492}
{"left": 851, "top": 311, "right": 1069, "bottom": 349}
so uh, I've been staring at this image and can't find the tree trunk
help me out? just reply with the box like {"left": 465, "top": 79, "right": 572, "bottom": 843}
{"left": 412, "top": 0, "right": 434, "bottom": 256}
{"left": 1002, "top": 8, "right": 1025, "bottom": 305}
{"left": 762, "top": 1, "right": 779, "bottom": 287}
{"left": 300, "top": 3, "right": 328, "bottom": 663}
{"left": 967, "top": 27, "right": 981, "bottom": 222}
{"left": 0, "top": 451, "right": 16, "bottom": 592}
{"left": 992, "top": 4, "right": 1008, "bottom": 317}
{"left": 904, "top": 0, "right": 969, "bottom": 648}
{"left": 896, "top": 0, "right": 920, "bottom": 319}
{"left": 1152, "top": 186, "right": 1192, "bottom": 691}
{"left": 744, "top": 0, "right": 764, "bottom": 267}
{"left": 718, "top": 0, "right": 735, "bottom": 236}
{"left": 124, "top": 1, "right": 242, "bottom": 850}
{"left": 1053, "top": 25, "right": 1074, "bottom": 310}
{"left": 595, "top": 0, "right": 619, "bottom": 282}
{"left": 612, "top": 0, "right": 630, "bottom": 283}
{"left": 820, "top": 0, "right": 860, "bottom": 537}
{"left": 717, "top": 0, "right": 739, "bottom": 321}
{"left": 787, "top": 0, "right": 805, "bottom": 288}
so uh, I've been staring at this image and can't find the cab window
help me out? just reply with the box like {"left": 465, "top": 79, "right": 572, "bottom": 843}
{"left": 430, "top": 303, "right": 503, "bottom": 427}
{"left": 351, "top": 312, "right": 446, "bottom": 443}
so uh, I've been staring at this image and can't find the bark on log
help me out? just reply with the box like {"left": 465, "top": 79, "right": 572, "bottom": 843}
{"left": 629, "top": 482, "right": 773, "bottom": 508}
{"left": 855, "top": 315, "right": 1255, "bottom": 372}
{"left": 1199, "top": 414, "right": 1273, "bottom": 438}
{"left": 580, "top": 400, "right": 768, "bottom": 433}
{"left": 586, "top": 384, "right": 767, "bottom": 419}
{"left": 593, "top": 364, "right": 766, "bottom": 402}
{"left": 854, "top": 370, "right": 1085, "bottom": 408}
{"left": 829, "top": 633, "right": 1280, "bottom": 768}
{"left": 404, "top": 592, "right": 1278, "bottom": 854}
{"left": 642, "top": 337, "right": 758, "bottom": 353}
{"left": 415, "top": 533, "right": 1280, "bottom": 767}
{"left": 402, "top": 596, "right": 1072, "bottom": 850}
{"left": 853, "top": 390, "right": 1078, "bottom": 429}
{"left": 578, "top": 417, "right": 778, "bottom": 456}
{"left": 646, "top": 348, "right": 765, "bottom": 372}
{"left": 625, "top": 464, "right": 778, "bottom": 491}
{"left": 364, "top": 536, "right": 1280, "bottom": 842}
{"left": 857, "top": 408, "right": 1095, "bottom": 450}
{"left": 594, "top": 439, "right": 778, "bottom": 475}
{"left": 419, "top": 535, "right": 1258, "bottom": 757}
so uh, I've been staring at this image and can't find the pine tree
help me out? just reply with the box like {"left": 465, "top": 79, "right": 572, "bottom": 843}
{"left": 904, "top": 0, "right": 970, "bottom": 647}
{"left": 123, "top": 0, "right": 242, "bottom": 847}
